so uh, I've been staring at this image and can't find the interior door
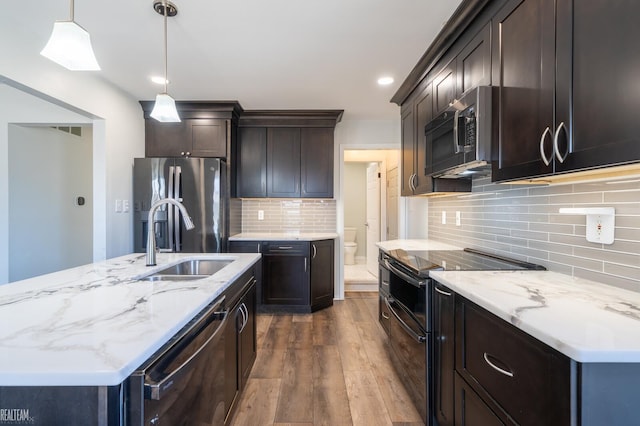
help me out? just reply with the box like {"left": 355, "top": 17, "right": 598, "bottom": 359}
{"left": 366, "top": 163, "right": 380, "bottom": 277}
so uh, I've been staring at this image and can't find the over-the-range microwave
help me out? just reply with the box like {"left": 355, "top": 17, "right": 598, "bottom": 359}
{"left": 425, "top": 86, "right": 491, "bottom": 178}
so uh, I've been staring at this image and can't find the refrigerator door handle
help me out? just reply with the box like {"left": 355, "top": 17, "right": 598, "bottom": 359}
{"left": 174, "top": 166, "right": 182, "bottom": 252}
{"left": 168, "top": 166, "right": 175, "bottom": 252}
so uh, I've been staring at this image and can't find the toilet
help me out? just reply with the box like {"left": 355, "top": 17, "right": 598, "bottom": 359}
{"left": 344, "top": 227, "right": 358, "bottom": 265}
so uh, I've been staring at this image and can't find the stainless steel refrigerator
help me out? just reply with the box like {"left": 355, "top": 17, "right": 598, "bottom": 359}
{"left": 133, "top": 158, "right": 228, "bottom": 253}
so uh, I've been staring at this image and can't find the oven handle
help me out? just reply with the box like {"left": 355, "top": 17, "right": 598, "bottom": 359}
{"left": 384, "top": 258, "right": 426, "bottom": 288}
{"left": 385, "top": 297, "right": 426, "bottom": 344}
{"left": 144, "top": 299, "right": 228, "bottom": 400}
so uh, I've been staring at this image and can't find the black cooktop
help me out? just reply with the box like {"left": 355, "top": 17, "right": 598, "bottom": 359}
{"left": 386, "top": 248, "right": 545, "bottom": 278}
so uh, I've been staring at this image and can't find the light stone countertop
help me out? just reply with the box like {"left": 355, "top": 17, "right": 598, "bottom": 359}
{"left": 230, "top": 232, "right": 338, "bottom": 241}
{"left": 0, "top": 252, "right": 260, "bottom": 386}
{"left": 430, "top": 270, "right": 640, "bottom": 363}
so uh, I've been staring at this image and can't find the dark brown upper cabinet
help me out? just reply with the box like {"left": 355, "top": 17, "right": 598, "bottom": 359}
{"left": 492, "top": 0, "right": 640, "bottom": 182}
{"left": 237, "top": 127, "right": 267, "bottom": 197}
{"left": 301, "top": 128, "right": 334, "bottom": 198}
{"left": 237, "top": 110, "right": 342, "bottom": 199}
{"left": 267, "top": 128, "right": 301, "bottom": 197}
{"left": 139, "top": 101, "right": 242, "bottom": 159}
{"left": 401, "top": 81, "right": 434, "bottom": 195}
{"left": 491, "top": 0, "right": 557, "bottom": 181}
{"left": 457, "top": 22, "right": 492, "bottom": 96}
{"left": 433, "top": 61, "right": 457, "bottom": 116}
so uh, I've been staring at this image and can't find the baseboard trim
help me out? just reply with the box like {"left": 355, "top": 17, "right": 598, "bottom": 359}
{"left": 344, "top": 283, "right": 378, "bottom": 292}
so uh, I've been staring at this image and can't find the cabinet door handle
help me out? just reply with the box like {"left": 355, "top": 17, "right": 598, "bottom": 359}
{"left": 539, "top": 127, "right": 553, "bottom": 166}
{"left": 257, "top": 243, "right": 261, "bottom": 252}
{"left": 304, "top": 258, "right": 307, "bottom": 272}
{"left": 312, "top": 244, "right": 317, "bottom": 259}
{"left": 553, "top": 122, "right": 568, "bottom": 163}
{"left": 434, "top": 286, "right": 452, "bottom": 297}
{"left": 238, "top": 303, "right": 248, "bottom": 333}
{"left": 483, "top": 352, "right": 514, "bottom": 378}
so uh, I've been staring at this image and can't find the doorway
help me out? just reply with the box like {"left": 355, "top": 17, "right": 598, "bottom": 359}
{"left": 342, "top": 149, "right": 399, "bottom": 292}
{"left": 8, "top": 124, "right": 93, "bottom": 281}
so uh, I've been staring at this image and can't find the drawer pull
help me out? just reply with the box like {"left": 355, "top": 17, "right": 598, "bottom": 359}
{"left": 278, "top": 246, "right": 293, "bottom": 250}
{"left": 434, "top": 286, "right": 452, "bottom": 297}
{"left": 483, "top": 352, "right": 514, "bottom": 378}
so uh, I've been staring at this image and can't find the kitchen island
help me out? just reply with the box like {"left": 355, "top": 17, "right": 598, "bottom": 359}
{"left": 0, "top": 252, "right": 260, "bottom": 425}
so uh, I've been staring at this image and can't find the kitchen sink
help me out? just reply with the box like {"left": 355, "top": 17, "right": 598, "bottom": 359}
{"left": 136, "top": 259, "right": 233, "bottom": 281}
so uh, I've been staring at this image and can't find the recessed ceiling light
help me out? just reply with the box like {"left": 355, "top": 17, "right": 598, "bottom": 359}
{"left": 151, "top": 76, "right": 169, "bottom": 85}
{"left": 377, "top": 76, "right": 394, "bottom": 86}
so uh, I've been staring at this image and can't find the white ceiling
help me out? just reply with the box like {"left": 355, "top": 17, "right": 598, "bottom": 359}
{"left": 4, "top": 0, "right": 462, "bottom": 121}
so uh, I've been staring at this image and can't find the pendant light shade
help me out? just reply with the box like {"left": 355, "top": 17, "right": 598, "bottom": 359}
{"left": 151, "top": 1, "right": 180, "bottom": 123}
{"left": 40, "top": 1, "right": 100, "bottom": 71}
{"left": 150, "top": 93, "right": 181, "bottom": 122}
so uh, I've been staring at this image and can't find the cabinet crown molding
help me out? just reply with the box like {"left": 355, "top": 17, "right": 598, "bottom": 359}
{"left": 139, "top": 100, "right": 244, "bottom": 120}
{"left": 239, "top": 110, "right": 344, "bottom": 128}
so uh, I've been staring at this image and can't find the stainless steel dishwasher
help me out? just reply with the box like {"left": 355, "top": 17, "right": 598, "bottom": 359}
{"left": 127, "top": 296, "right": 228, "bottom": 425}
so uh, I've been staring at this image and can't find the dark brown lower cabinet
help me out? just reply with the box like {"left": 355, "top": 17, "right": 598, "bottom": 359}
{"left": 224, "top": 269, "right": 257, "bottom": 424}
{"left": 433, "top": 283, "right": 455, "bottom": 426}
{"left": 455, "top": 295, "right": 571, "bottom": 426}
{"left": 262, "top": 242, "right": 310, "bottom": 309}
{"left": 454, "top": 372, "right": 505, "bottom": 426}
{"left": 310, "top": 239, "right": 334, "bottom": 311}
{"left": 229, "top": 240, "right": 334, "bottom": 313}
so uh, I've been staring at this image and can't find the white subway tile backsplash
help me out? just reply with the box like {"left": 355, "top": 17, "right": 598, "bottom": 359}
{"left": 428, "top": 176, "right": 640, "bottom": 291}
{"left": 241, "top": 199, "right": 336, "bottom": 233}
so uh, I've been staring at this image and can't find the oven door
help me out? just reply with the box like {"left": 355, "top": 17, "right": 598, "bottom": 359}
{"left": 385, "top": 296, "right": 430, "bottom": 424}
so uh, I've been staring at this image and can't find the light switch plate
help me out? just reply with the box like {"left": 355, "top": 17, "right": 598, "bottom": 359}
{"left": 441, "top": 211, "right": 446, "bottom": 224}
{"left": 455, "top": 211, "right": 461, "bottom": 227}
{"left": 115, "top": 199, "right": 122, "bottom": 213}
{"left": 258, "top": 210, "right": 264, "bottom": 221}
{"left": 122, "top": 200, "right": 130, "bottom": 213}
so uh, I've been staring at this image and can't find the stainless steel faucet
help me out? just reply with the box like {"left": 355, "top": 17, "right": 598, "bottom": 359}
{"left": 146, "top": 198, "right": 195, "bottom": 266}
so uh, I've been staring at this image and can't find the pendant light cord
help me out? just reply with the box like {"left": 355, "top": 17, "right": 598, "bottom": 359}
{"left": 163, "top": 0, "right": 168, "bottom": 94}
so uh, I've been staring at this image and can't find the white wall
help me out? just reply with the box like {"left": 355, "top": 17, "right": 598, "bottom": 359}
{"left": 0, "top": 22, "right": 144, "bottom": 284}
{"left": 9, "top": 125, "right": 93, "bottom": 281}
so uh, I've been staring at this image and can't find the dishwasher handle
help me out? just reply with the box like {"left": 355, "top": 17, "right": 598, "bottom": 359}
{"left": 144, "top": 298, "right": 228, "bottom": 401}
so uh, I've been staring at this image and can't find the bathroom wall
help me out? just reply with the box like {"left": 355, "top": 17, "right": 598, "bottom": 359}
{"left": 241, "top": 199, "right": 336, "bottom": 233}
{"left": 428, "top": 176, "right": 640, "bottom": 291}
{"left": 344, "top": 162, "right": 367, "bottom": 257}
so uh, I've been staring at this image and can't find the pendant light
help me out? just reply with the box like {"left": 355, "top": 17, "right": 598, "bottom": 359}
{"left": 40, "top": 0, "right": 100, "bottom": 71}
{"left": 150, "top": 0, "right": 181, "bottom": 123}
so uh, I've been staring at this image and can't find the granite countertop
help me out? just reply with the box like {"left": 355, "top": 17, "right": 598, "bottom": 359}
{"left": 0, "top": 252, "right": 260, "bottom": 386}
{"left": 430, "top": 270, "right": 640, "bottom": 363}
{"left": 376, "top": 239, "right": 462, "bottom": 252}
{"left": 230, "top": 232, "right": 339, "bottom": 241}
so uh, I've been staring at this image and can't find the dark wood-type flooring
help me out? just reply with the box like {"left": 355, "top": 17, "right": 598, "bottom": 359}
{"left": 229, "top": 292, "right": 423, "bottom": 426}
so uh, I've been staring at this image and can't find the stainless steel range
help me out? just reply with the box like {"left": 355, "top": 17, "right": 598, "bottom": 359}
{"left": 378, "top": 248, "right": 544, "bottom": 425}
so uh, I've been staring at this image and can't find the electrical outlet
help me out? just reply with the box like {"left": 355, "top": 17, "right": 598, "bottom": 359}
{"left": 258, "top": 210, "right": 264, "bottom": 221}
{"left": 441, "top": 211, "right": 446, "bottom": 224}
{"left": 456, "top": 211, "right": 461, "bottom": 226}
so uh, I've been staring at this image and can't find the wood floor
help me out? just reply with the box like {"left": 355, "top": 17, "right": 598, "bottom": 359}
{"left": 229, "top": 292, "right": 423, "bottom": 426}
